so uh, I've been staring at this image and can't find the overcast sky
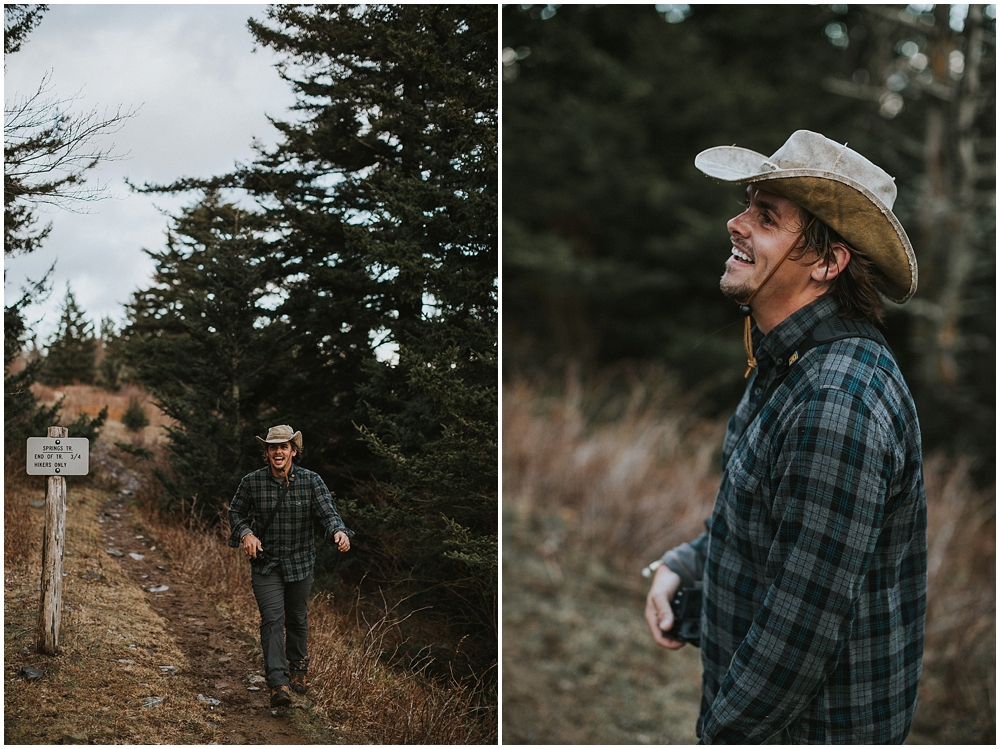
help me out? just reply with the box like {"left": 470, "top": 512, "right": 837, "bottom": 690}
{"left": 4, "top": 4, "right": 298, "bottom": 343}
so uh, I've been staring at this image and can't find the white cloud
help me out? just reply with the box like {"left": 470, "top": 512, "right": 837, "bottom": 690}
{"left": 4, "top": 4, "right": 298, "bottom": 341}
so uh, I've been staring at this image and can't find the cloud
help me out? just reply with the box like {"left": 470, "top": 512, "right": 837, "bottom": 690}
{"left": 4, "top": 4, "right": 297, "bottom": 340}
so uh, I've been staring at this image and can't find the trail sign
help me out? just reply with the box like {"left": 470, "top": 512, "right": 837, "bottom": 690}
{"left": 26, "top": 437, "right": 90, "bottom": 476}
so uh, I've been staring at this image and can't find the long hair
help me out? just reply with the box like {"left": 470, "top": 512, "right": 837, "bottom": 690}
{"left": 791, "top": 214, "right": 885, "bottom": 325}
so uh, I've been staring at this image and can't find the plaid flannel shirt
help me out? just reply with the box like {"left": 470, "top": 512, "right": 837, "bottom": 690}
{"left": 227, "top": 465, "right": 353, "bottom": 582}
{"left": 663, "top": 295, "right": 926, "bottom": 744}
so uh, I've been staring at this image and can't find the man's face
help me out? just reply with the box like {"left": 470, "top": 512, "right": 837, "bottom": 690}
{"left": 720, "top": 187, "right": 812, "bottom": 306}
{"left": 266, "top": 441, "right": 296, "bottom": 476}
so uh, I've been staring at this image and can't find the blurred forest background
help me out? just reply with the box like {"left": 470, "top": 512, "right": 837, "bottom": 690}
{"left": 6, "top": 4, "right": 497, "bottom": 728}
{"left": 502, "top": 4, "right": 994, "bottom": 745}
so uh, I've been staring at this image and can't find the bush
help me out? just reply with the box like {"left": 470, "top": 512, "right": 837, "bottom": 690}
{"left": 121, "top": 398, "right": 149, "bottom": 432}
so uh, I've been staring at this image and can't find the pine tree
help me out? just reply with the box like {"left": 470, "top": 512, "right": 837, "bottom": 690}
{"left": 139, "top": 3, "right": 498, "bottom": 647}
{"left": 245, "top": 4, "right": 498, "bottom": 627}
{"left": 96, "top": 316, "right": 125, "bottom": 390}
{"left": 122, "top": 191, "right": 287, "bottom": 517}
{"left": 4, "top": 277, "right": 60, "bottom": 443}
{"left": 42, "top": 284, "right": 97, "bottom": 385}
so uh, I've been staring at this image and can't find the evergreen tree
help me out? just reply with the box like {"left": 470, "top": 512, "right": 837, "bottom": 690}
{"left": 145, "top": 5, "right": 498, "bottom": 631}
{"left": 122, "top": 191, "right": 287, "bottom": 517}
{"left": 42, "top": 284, "right": 97, "bottom": 385}
{"left": 96, "top": 316, "right": 125, "bottom": 390}
{"left": 246, "top": 4, "right": 498, "bottom": 628}
{"left": 4, "top": 276, "right": 60, "bottom": 443}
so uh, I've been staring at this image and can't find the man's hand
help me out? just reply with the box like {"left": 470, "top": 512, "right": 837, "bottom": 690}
{"left": 241, "top": 532, "right": 263, "bottom": 559}
{"left": 645, "top": 564, "right": 685, "bottom": 649}
{"left": 333, "top": 531, "right": 351, "bottom": 553}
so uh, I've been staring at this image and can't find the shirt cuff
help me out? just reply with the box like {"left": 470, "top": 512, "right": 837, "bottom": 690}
{"left": 661, "top": 544, "right": 702, "bottom": 589}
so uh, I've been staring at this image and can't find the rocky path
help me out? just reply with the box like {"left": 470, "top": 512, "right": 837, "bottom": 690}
{"left": 93, "top": 443, "right": 314, "bottom": 745}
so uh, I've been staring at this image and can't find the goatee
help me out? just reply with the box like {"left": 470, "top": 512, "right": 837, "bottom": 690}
{"left": 720, "top": 273, "right": 754, "bottom": 304}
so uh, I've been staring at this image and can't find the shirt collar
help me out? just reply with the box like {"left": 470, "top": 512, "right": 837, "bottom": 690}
{"left": 755, "top": 294, "right": 840, "bottom": 365}
{"left": 267, "top": 468, "right": 295, "bottom": 484}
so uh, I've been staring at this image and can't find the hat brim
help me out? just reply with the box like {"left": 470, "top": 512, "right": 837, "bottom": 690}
{"left": 695, "top": 146, "right": 917, "bottom": 303}
{"left": 256, "top": 432, "right": 302, "bottom": 450}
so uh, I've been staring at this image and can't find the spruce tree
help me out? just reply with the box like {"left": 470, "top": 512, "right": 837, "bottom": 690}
{"left": 137, "top": 3, "right": 497, "bottom": 648}
{"left": 122, "top": 192, "right": 286, "bottom": 517}
{"left": 42, "top": 285, "right": 97, "bottom": 385}
{"left": 96, "top": 316, "right": 125, "bottom": 390}
{"left": 243, "top": 4, "right": 498, "bottom": 627}
{"left": 4, "top": 277, "right": 60, "bottom": 443}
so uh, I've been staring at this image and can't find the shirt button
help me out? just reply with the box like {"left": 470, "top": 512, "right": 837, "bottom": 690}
{"left": 753, "top": 387, "right": 762, "bottom": 396}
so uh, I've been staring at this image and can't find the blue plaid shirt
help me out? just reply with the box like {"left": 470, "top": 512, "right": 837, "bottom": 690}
{"left": 228, "top": 465, "right": 353, "bottom": 582}
{"left": 663, "top": 295, "right": 926, "bottom": 744}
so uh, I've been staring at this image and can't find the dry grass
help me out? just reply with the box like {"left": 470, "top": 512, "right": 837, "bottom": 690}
{"left": 502, "top": 368, "right": 995, "bottom": 744}
{"left": 3, "top": 465, "right": 216, "bottom": 744}
{"left": 4, "top": 452, "right": 42, "bottom": 570}
{"left": 31, "top": 383, "right": 173, "bottom": 445}
{"left": 503, "top": 367, "right": 723, "bottom": 570}
{"left": 122, "top": 439, "right": 497, "bottom": 744}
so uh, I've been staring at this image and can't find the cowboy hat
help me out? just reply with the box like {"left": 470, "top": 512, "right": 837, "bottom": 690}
{"left": 694, "top": 129, "right": 917, "bottom": 303}
{"left": 256, "top": 424, "right": 303, "bottom": 450}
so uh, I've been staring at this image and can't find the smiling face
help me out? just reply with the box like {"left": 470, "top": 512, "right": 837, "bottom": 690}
{"left": 720, "top": 187, "right": 831, "bottom": 332}
{"left": 266, "top": 441, "right": 297, "bottom": 478}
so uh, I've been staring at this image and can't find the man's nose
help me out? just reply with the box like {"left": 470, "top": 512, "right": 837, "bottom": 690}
{"left": 727, "top": 211, "right": 749, "bottom": 238}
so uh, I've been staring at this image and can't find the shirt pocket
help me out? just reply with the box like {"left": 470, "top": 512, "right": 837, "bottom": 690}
{"left": 722, "top": 422, "right": 775, "bottom": 567}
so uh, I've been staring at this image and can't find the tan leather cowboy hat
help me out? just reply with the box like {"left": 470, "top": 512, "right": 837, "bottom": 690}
{"left": 695, "top": 129, "right": 917, "bottom": 303}
{"left": 256, "top": 424, "right": 303, "bottom": 450}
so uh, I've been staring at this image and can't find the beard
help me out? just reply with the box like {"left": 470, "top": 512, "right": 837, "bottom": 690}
{"left": 719, "top": 271, "right": 754, "bottom": 304}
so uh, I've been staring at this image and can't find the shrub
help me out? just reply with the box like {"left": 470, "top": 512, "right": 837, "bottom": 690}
{"left": 122, "top": 398, "right": 149, "bottom": 432}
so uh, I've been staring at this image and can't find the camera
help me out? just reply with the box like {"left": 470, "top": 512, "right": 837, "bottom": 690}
{"left": 663, "top": 586, "right": 702, "bottom": 647}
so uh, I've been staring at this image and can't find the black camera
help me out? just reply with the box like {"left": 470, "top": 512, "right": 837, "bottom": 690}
{"left": 663, "top": 586, "right": 702, "bottom": 647}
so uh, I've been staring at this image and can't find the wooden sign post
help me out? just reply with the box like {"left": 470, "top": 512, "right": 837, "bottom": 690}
{"left": 28, "top": 426, "right": 89, "bottom": 656}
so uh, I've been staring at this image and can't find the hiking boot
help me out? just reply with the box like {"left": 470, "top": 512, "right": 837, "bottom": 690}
{"left": 290, "top": 670, "right": 308, "bottom": 694}
{"left": 289, "top": 657, "right": 309, "bottom": 694}
{"left": 269, "top": 684, "right": 292, "bottom": 708}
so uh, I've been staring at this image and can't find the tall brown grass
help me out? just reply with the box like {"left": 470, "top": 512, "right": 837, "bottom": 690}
{"left": 503, "top": 367, "right": 995, "bottom": 742}
{"left": 503, "top": 366, "right": 723, "bottom": 568}
{"left": 4, "top": 451, "right": 43, "bottom": 570}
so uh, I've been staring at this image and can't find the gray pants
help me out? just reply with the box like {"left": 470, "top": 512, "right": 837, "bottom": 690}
{"left": 250, "top": 569, "right": 313, "bottom": 687}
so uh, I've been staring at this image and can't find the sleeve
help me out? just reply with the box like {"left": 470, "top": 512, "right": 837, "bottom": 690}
{"left": 699, "top": 389, "right": 891, "bottom": 744}
{"left": 227, "top": 475, "right": 254, "bottom": 548}
{"left": 661, "top": 527, "right": 709, "bottom": 588}
{"left": 311, "top": 474, "right": 355, "bottom": 541}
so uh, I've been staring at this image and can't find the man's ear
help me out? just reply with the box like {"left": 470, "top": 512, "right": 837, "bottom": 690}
{"left": 811, "top": 242, "right": 851, "bottom": 284}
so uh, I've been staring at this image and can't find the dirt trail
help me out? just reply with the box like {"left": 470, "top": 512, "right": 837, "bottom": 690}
{"left": 93, "top": 443, "right": 313, "bottom": 745}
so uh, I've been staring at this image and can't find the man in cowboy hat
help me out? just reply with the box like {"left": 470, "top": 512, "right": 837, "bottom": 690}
{"left": 644, "top": 131, "right": 926, "bottom": 744}
{"left": 228, "top": 424, "right": 353, "bottom": 708}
